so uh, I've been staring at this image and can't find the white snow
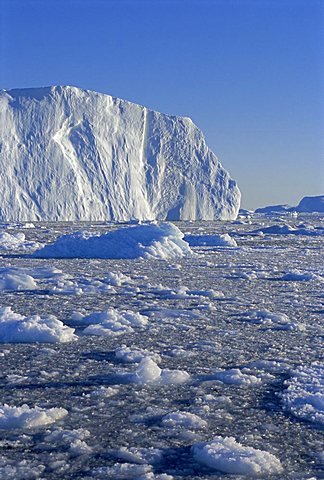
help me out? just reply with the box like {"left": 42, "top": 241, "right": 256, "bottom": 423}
{"left": 192, "top": 436, "right": 283, "bottom": 475}
{"left": 0, "top": 306, "right": 76, "bottom": 343}
{"left": 281, "top": 363, "right": 324, "bottom": 425}
{"left": 32, "top": 223, "right": 193, "bottom": 259}
{"left": 0, "top": 85, "right": 240, "bottom": 221}
{"left": 0, "top": 404, "right": 68, "bottom": 429}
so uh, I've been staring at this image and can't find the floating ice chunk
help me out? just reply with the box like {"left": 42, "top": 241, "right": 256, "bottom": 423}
{"left": 279, "top": 270, "right": 322, "bottom": 282}
{"left": 44, "top": 428, "right": 92, "bottom": 454}
{"left": 81, "top": 309, "right": 148, "bottom": 337}
{"left": 50, "top": 277, "right": 116, "bottom": 295}
{"left": 92, "top": 463, "right": 152, "bottom": 478}
{"left": 192, "top": 436, "right": 283, "bottom": 475}
{"left": 32, "top": 223, "right": 193, "bottom": 259}
{"left": 0, "top": 456, "right": 45, "bottom": 479}
{"left": 184, "top": 233, "right": 237, "bottom": 247}
{"left": 0, "top": 232, "right": 41, "bottom": 251}
{"left": 111, "top": 446, "right": 163, "bottom": 465}
{"left": 162, "top": 411, "right": 207, "bottom": 429}
{"left": 213, "top": 368, "right": 261, "bottom": 386}
{"left": 104, "top": 271, "right": 133, "bottom": 286}
{"left": 248, "top": 224, "right": 323, "bottom": 236}
{"left": 281, "top": 363, "right": 324, "bottom": 425}
{"left": 134, "top": 357, "right": 190, "bottom": 385}
{"left": 0, "top": 404, "right": 68, "bottom": 429}
{"left": 240, "top": 308, "right": 304, "bottom": 331}
{"left": 0, "top": 307, "right": 76, "bottom": 343}
{"left": 0, "top": 271, "right": 37, "bottom": 291}
{"left": 116, "top": 345, "right": 161, "bottom": 363}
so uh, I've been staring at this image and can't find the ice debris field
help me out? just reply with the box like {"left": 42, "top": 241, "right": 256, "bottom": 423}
{"left": 0, "top": 215, "right": 323, "bottom": 479}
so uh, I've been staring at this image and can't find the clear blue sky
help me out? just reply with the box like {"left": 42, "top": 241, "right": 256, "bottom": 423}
{"left": 1, "top": 0, "right": 323, "bottom": 209}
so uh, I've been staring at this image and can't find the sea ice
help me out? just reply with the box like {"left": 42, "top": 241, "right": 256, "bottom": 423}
{"left": 281, "top": 363, "right": 324, "bottom": 425}
{"left": 161, "top": 411, "right": 207, "bottom": 429}
{"left": 0, "top": 270, "right": 37, "bottom": 291}
{"left": 184, "top": 233, "right": 237, "bottom": 247}
{"left": 32, "top": 223, "right": 193, "bottom": 259}
{"left": 134, "top": 357, "right": 190, "bottom": 385}
{"left": 192, "top": 436, "right": 283, "bottom": 475}
{"left": 0, "top": 232, "right": 41, "bottom": 251}
{"left": 213, "top": 368, "right": 261, "bottom": 386}
{"left": 0, "top": 404, "right": 68, "bottom": 429}
{"left": 79, "top": 308, "right": 148, "bottom": 336}
{"left": 0, "top": 307, "right": 76, "bottom": 343}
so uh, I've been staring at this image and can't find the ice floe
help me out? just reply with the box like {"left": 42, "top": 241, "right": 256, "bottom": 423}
{"left": 0, "top": 270, "right": 37, "bottom": 291}
{"left": 161, "top": 411, "right": 207, "bottom": 429}
{"left": 281, "top": 363, "right": 324, "bottom": 425}
{"left": 247, "top": 224, "right": 324, "bottom": 236}
{"left": 213, "top": 368, "right": 261, "bottom": 386}
{"left": 192, "top": 436, "right": 283, "bottom": 475}
{"left": 32, "top": 223, "right": 193, "bottom": 259}
{"left": 0, "top": 404, "right": 68, "bottom": 429}
{"left": 184, "top": 233, "right": 237, "bottom": 247}
{"left": 0, "top": 232, "right": 41, "bottom": 251}
{"left": 0, "top": 307, "right": 76, "bottom": 343}
{"left": 133, "top": 357, "right": 190, "bottom": 385}
{"left": 239, "top": 308, "right": 305, "bottom": 331}
{"left": 77, "top": 308, "right": 148, "bottom": 336}
{"left": 44, "top": 428, "right": 92, "bottom": 454}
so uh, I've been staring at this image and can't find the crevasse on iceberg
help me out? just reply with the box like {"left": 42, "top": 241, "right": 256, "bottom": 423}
{"left": 0, "top": 86, "right": 240, "bottom": 221}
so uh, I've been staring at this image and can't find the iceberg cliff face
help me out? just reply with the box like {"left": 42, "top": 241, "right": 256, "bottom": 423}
{"left": 0, "top": 86, "right": 240, "bottom": 221}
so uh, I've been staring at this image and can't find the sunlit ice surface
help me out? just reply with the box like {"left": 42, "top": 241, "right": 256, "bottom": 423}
{"left": 0, "top": 214, "right": 322, "bottom": 479}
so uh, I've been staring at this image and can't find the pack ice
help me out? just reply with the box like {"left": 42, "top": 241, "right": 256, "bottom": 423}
{"left": 0, "top": 86, "right": 240, "bottom": 221}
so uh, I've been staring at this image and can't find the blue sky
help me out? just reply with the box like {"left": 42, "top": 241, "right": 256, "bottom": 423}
{"left": 1, "top": 0, "right": 323, "bottom": 209}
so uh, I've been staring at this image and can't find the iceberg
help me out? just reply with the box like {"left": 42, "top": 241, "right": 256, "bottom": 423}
{"left": 0, "top": 86, "right": 240, "bottom": 221}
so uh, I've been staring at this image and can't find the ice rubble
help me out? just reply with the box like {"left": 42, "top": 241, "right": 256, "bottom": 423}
{"left": 184, "top": 233, "right": 237, "bottom": 247}
{"left": 32, "top": 223, "right": 193, "bottom": 259}
{"left": 44, "top": 428, "right": 92, "bottom": 454}
{"left": 0, "top": 307, "right": 76, "bottom": 343}
{"left": 0, "top": 404, "right": 68, "bottom": 429}
{"left": 0, "top": 85, "right": 240, "bottom": 221}
{"left": 213, "top": 368, "right": 261, "bottom": 386}
{"left": 281, "top": 363, "right": 324, "bottom": 425}
{"left": 192, "top": 436, "right": 283, "bottom": 475}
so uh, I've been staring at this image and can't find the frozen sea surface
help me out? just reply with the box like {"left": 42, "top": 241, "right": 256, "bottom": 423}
{"left": 0, "top": 215, "right": 323, "bottom": 479}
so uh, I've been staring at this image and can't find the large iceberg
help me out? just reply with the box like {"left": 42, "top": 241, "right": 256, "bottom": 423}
{"left": 0, "top": 86, "right": 240, "bottom": 221}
